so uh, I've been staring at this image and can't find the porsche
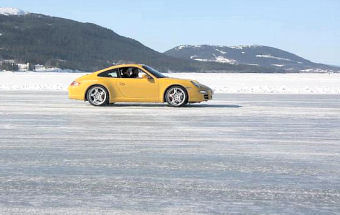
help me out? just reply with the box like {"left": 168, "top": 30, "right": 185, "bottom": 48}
{"left": 68, "top": 64, "right": 213, "bottom": 107}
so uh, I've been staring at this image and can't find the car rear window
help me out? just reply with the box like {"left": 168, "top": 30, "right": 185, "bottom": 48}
{"left": 98, "top": 69, "right": 118, "bottom": 78}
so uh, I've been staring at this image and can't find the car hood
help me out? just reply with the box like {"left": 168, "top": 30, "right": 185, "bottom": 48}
{"left": 199, "top": 83, "right": 212, "bottom": 91}
{"left": 163, "top": 77, "right": 212, "bottom": 91}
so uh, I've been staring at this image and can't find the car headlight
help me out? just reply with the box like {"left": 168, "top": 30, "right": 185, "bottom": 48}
{"left": 191, "top": 81, "right": 201, "bottom": 88}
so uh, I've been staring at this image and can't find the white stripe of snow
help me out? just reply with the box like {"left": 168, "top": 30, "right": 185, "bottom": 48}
{"left": 256, "top": 54, "right": 292, "bottom": 61}
{"left": 215, "top": 49, "right": 227, "bottom": 54}
{"left": 214, "top": 56, "right": 237, "bottom": 64}
{"left": 193, "top": 56, "right": 237, "bottom": 64}
{"left": 272, "top": 64, "right": 284, "bottom": 67}
{"left": 1, "top": 72, "right": 340, "bottom": 94}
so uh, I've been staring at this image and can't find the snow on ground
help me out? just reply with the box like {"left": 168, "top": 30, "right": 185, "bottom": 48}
{"left": 2, "top": 71, "right": 339, "bottom": 94}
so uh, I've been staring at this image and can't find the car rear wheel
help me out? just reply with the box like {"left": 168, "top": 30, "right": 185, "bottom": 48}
{"left": 87, "top": 86, "right": 109, "bottom": 106}
{"left": 165, "top": 86, "right": 188, "bottom": 107}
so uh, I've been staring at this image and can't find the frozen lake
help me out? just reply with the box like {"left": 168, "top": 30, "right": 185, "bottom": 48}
{"left": 0, "top": 91, "right": 339, "bottom": 214}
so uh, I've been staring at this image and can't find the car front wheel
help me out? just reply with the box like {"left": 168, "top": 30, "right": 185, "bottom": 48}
{"left": 165, "top": 86, "right": 188, "bottom": 107}
{"left": 87, "top": 86, "right": 109, "bottom": 106}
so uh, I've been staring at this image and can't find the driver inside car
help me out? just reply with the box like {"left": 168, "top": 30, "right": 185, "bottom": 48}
{"left": 122, "top": 68, "right": 131, "bottom": 78}
{"left": 121, "top": 67, "right": 139, "bottom": 78}
{"left": 131, "top": 68, "right": 139, "bottom": 78}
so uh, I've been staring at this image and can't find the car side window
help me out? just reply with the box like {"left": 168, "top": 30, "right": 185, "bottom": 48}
{"left": 98, "top": 69, "right": 118, "bottom": 78}
{"left": 118, "top": 67, "right": 146, "bottom": 79}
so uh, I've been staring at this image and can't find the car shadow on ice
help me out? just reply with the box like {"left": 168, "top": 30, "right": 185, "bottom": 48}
{"left": 101, "top": 103, "right": 242, "bottom": 108}
{"left": 188, "top": 104, "right": 242, "bottom": 108}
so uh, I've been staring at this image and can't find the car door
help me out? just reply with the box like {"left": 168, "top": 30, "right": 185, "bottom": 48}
{"left": 97, "top": 68, "right": 120, "bottom": 98}
{"left": 116, "top": 67, "right": 159, "bottom": 101}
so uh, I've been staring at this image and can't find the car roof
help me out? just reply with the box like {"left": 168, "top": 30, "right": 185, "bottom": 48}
{"left": 94, "top": 64, "right": 144, "bottom": 74}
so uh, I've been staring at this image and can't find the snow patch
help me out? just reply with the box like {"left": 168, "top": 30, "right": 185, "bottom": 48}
{"left": 193, "top": 58, "right": 209, "bottom": 62}
{"left": 214, "top": 56, "right": 237, "bottom": 64}
{"left": 176, "top": 45, "right": 187, "bottom": 50}
{"left": 215, "top": 49, "right": 227, "bottom": 54}
{"left": 192, "top": 56, "right": 237, "bottom": 64}
{"left": 176, "top": 45, "right": 201, "bottom": 50}
{"left": 0, "top": 7, "right": 28, "bottom": 16}
{"left": 256, "top": 54, "right": 292, "bottom": 61}
{"left": 272, "top": 64, "right": 285, "bottom": 67}
{"left": 230, "top": 45, "right": 260, "bottom": 49}
{"left": 300, "top": 68, "right": 335, "bottom": 73}
{"left": 300, "top": 69, "right": 313, "bottom": 72}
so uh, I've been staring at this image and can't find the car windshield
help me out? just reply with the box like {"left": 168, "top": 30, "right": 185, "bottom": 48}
{"left": 142, "top": 65, "right": 167, "bottom": 78}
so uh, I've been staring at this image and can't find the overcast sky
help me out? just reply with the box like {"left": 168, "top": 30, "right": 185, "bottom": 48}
{"left": 1, "top": 0, "right": 339, "bottom": 65}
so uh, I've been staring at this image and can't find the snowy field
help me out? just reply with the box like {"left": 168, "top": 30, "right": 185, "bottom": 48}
{"left": 1, "top": 71, "right": 340, "bottom": 94}
{"left": 0, "top": 91, "right": 339, "bottom": 214}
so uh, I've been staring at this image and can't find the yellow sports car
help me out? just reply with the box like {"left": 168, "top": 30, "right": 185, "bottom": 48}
{"left": 68, "top": 64, "right": 213, "bottom": 107}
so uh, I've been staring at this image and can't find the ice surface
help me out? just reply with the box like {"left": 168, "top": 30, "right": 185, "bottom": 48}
{"left": 1, "top": 72, "right": 340, "bottom": 94}
{"left": 0, "top": 92, "right": 339, "bottom": 214}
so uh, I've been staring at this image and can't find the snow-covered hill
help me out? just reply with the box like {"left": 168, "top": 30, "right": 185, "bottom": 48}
{"left": 0, "top": 7, "right": 28, "bottom": 16}
{"left": 165, "top": 45, "right": 340, "bottom": 73}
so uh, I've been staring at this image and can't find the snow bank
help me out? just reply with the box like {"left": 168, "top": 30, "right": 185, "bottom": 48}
{"left": 1, "top": 71, "right": 340, "bottom": 94}
{"left": 172, "top": 73, "right": 340, "bottom": 94}
{"left": 0, "top": 72, "right": 85, "bottom": 91}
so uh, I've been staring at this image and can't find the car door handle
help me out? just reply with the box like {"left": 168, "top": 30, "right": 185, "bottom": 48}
{"left": 119, "top": 82, "right": 125, "bottom": 86}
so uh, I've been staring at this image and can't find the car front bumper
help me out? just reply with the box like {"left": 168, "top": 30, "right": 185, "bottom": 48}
{"left": 188, "top": 87, "right": 213, "bottom": 102}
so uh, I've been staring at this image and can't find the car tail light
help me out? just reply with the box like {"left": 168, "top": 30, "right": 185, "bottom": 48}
{"left": 70, "top": 81, "right": 80, "bottom": 86}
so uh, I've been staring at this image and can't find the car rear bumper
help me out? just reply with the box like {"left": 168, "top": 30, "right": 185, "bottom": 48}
{"left": 68, "top": 86, "right": 85, "bottom": 100}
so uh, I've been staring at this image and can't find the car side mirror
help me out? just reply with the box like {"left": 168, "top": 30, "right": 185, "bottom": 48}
{"left": 142, "top": 74, "right": 153, "bottom": 80}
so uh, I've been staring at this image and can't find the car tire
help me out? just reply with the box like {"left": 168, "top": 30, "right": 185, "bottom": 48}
{"left": 165, "top": 86, "right": 188, "bottom": 107}
{"left": 87, "top": 85, "right": 109, "bottom": 106}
